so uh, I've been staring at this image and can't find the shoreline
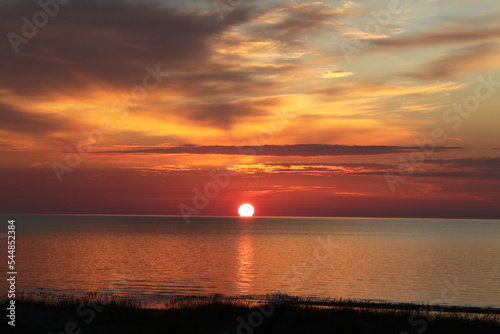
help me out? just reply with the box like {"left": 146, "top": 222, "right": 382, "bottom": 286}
{"left": 3, "top": 290, "right": 500, "bottom": 314}
{"left": 2, "top": 291, "right": 499, "bottom": 334}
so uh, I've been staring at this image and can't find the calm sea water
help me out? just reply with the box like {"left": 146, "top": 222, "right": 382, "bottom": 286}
{"left": 1, "top": 215, "right": 499, "bottom": 308}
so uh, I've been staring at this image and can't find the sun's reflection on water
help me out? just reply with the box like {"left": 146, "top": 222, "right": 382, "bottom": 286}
{"left": 236, "top": 225, "right": 255, "bottom": 294}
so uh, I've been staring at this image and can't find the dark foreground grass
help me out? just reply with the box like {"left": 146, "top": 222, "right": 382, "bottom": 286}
{"left": 2, "top": 291, "right": 499, "bottom": 334}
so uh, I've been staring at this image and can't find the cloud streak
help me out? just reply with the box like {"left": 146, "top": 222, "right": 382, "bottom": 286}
{"left": 0, "top": 103, "right": 74, "bottom": 135}
{"left": 402, "top": 43, "right": 500, "bottom": 80}
{"left": 97, "top": 144, "right": 460, "bottom": 156}
{"left": 371, "top": 24, "right": 500, "bottom": 49}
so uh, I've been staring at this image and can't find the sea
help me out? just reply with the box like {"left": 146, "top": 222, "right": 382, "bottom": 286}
{"left": 1, "top": 215, "right": 499, "bottom": 308}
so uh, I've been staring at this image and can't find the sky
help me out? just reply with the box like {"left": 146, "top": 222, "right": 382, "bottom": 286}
{"left": 1, "top": 0, "right": 499, "bottom": 218}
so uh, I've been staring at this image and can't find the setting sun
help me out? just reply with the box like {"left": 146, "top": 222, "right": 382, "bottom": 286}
{"left": 238, "top": 203, "right": 255, "bottom": 217}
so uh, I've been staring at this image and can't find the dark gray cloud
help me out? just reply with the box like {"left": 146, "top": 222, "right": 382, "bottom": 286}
{"left": 0, "top": 102, "right": 73, "bottom": 135}
{"left": 153, "top": 96, "right": 282, "bottom": 129}
{"left": 401, "top": 43, "right": 500, "bottom": 80}
{"left": 426, "top": 157, "right": 500, "bottom": 170}
{"left": 0, "top": 0, "right": 243, "bottom": 96}
{"left": 96, "top": 144, "right": 460, "bottom": 156}
{"left": 409, "top": 171, "right": 500, "bottom": 180}
{"left": 266, "top": 162, "right": 394, "bottom": 169}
